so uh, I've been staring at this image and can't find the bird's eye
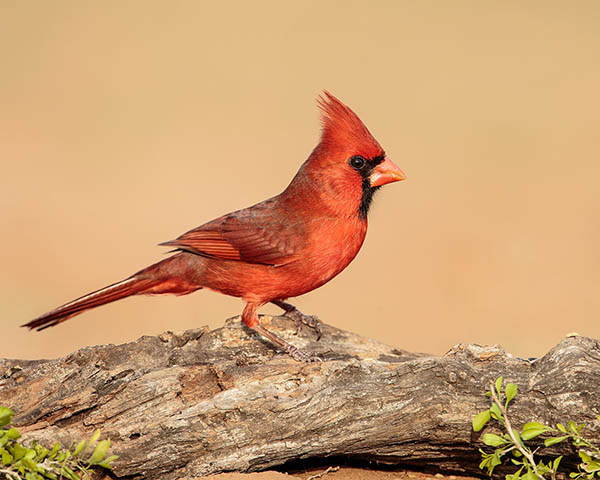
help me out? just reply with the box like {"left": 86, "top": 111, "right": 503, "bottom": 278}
{"left": 349, "top": 156, "right": 366, "bottom": 170}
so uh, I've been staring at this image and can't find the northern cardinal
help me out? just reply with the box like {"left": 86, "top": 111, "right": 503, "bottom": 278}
{"left": 23, "top": 92, "right": 406, "bottom": 361}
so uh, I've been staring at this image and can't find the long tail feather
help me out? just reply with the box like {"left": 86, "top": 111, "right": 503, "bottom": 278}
{"left": 22, "top": 276, "right": 159, "bottom": 331}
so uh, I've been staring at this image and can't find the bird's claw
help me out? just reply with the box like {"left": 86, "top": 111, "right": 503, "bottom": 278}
{"left": 285, "top": 345, "right": 323, "bottom": 363}
{"left": 284, "top": 308, "right": 322, "bottom": 340}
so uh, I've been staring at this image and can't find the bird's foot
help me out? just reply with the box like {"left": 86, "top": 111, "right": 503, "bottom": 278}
{"left": 251, "top": 323, "right": 322, "bottom": 362}
{"left": 284, "top": 344, "right": 323, "bottom": 363}
{"left": 271, "top": 300, "right": 322, "bottom": 340}
{"left": 289, "top": 310, "right": 322, "bottom": 340}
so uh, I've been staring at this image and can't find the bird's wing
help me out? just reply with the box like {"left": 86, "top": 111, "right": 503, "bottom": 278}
{"left": 159, "top": 199, "right": 306, "bottom": 266}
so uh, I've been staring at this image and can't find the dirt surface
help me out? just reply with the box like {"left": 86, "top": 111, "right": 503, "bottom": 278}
{"left": 292, "top": 467, "right": 481, "bottom": 480}
{"left": 208, "top": 468, "right": 482, "bottom": 480}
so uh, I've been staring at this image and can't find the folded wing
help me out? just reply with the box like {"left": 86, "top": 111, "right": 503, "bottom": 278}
{"left": 160, "top": 199, "right": 306, "bottom": 266}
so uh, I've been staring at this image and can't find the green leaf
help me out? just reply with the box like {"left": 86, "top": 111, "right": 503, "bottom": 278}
{"left": 545, "top": 435, "right": 569, "bottom": 447}
{"left": 59, "top": 465, "right": 79, "bottom": 480}
{"left": 495, "top": 376, "right": 503, "bottom": 396}
{"left": 513, "top": 429, "right": 524, "bottom": 448}
{"left": 87, "top": 439, "right": 110, "bottom": 465}
{"left": 557, "top": 423, "right": 567, "bottom": 433}
{"left": 102, "top": 454, "right": 119, "bottom": 465}
{"left": 473, "top": 410, "right": 491, "bottom": 432}
{"left": 521, "top": 422, "right": 551, "bottom": 440}
{"left": 95, "top": 453, "right": 119, "bottom": 470}
{"left": 583, "top": 460, "right": 600, "bottom": 473}
{"left": 523, "top": 470, "right": 538, "bottom": 480}
{"left": 89, "top": 429, "right": 101, "bottom": 445}
{"left": 507, "top": 465, "right": 524, "bottom": 480}
{"left": 63, "top": 449, "right": 71, "bottom": 461}
{"left": 580, "top": 451, "right": 593, "bottom": 463}
{"left": 49, "top": 442, "right": 61, "bottom": 460}
{"left": 21, "top": 456, "right": 38, "bottom": 471}
{"left": 72, "top": 439, "right": 87, "bottom": 456}
{"left": 490, "top": 403, "right": 503, "bottom": 420}
{"left": 35, "top": 446, "right": 49, "bottom": 462}
{"left": 5, "top": 428, "right": 20, "bottom": 440}
{"left": 569, "top": 420, "right": 578, "bottom": 433}
{"left": 485, "top": 451, "right": 502, "bottom": 475}
{"left": 1, "top": 448, "right": 13, "bottom": 465}
{"left": 23, "top": 448, "right": 36, "bottom": 461}
{"left": 553, "top": 456, "right": 563, "bottom": 472}
{"left": 0, "top": 407, "right": 14, "bottom": 428}
{"left": 482, "top": 433, "right": 507, "bottom": 446}
{"left": 537, "top": 460, "right": 551, "bottom": 475}
{"left": 505, "top": 383, "right": 518, "bottom": 407}
{"left": 12, "top": 443, "right": 27, "bottom": 461}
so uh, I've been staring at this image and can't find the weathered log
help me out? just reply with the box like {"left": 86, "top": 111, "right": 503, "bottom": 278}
{"left": 1, "top": 316, "right": 598, "bottom": 479}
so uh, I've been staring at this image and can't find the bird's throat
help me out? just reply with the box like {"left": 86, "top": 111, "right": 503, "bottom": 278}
{"left": 359, "top": 178, "right": 380, "bottom": 219}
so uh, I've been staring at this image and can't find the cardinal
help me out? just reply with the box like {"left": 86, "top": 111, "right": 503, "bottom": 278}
{"left": 23, "top": 92, "right": 406, "bottom": 361}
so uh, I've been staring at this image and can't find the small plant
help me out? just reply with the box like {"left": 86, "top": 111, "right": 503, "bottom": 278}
{"left": 0, "top": 406, "right": 117, "bottom": 480}
{"left": 473, "top": 376, "right": 600, "bottom": 480}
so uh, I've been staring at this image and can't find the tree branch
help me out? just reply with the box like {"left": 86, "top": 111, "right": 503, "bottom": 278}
{"left": 1, "top": 316, "right": 599, "bottom": 479}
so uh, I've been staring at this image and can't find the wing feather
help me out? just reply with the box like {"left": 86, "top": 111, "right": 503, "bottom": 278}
{"left": 160, "top": 199, "right": 305, "bottom": 266}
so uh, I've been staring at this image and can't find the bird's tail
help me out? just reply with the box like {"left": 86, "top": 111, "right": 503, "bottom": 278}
{"left": 22, "top": 277, "right": 160, "bottom": 331}
{"left": 22, "top": 254, "right": 202, "bottom": 331}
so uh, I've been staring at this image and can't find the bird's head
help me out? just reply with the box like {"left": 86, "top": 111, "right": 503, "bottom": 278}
{"left": 299, "top": 91, "right": 406, "bottom": 218}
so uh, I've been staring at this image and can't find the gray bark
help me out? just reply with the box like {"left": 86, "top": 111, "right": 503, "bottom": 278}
{"left": 1, "top": 316, "right": 598, "bottom": 479}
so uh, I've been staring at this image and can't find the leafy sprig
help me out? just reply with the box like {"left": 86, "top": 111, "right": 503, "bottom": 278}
{"left": 473, "top": 377, "right": 600, "bottom": 480}
{"left": 0, "top": 406, "right": 117, "bottom": 480}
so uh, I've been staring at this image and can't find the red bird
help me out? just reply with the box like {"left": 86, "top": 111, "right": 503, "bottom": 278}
{"left": 23, "top": 92, "right": 406, "bottom": 361}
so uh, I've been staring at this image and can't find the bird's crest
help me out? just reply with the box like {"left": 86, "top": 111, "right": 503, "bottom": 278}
{"left": 317, "top": 91, "right": 383, "bottom": 157}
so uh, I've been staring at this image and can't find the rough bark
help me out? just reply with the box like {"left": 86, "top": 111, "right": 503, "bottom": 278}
{"left": 1, "top": 316, "right": 598, "bottom": 479}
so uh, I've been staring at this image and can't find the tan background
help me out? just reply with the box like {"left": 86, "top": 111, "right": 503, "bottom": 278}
{"left": 2, "top": 1, "right": 599, "bottom": 360}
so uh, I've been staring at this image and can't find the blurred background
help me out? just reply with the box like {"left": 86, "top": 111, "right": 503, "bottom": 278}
{"left": 2, "top": 1, "right": 599, "bottom": 360}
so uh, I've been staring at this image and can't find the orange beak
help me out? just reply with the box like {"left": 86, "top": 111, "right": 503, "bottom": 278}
{"left": 369, "top": 156, "right": 406, "bottom": 187}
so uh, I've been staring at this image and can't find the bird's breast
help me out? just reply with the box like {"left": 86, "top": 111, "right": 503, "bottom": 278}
{"left": 281, "top": 215, "right": 368, "bottom": 295}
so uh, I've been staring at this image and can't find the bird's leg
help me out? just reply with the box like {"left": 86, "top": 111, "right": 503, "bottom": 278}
{"left": 271, "top": 300, "right": 322, "bottom": 340}
{"left": 242, "top": 303, "right": 321, "bottom": 362}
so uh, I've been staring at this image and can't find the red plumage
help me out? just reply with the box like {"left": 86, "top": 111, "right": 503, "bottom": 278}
{"left": 318, "top": 91, "right": 383, "bottom": 159}
{"left": 23, "top": 92, "right": 406, "bottom": 361}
